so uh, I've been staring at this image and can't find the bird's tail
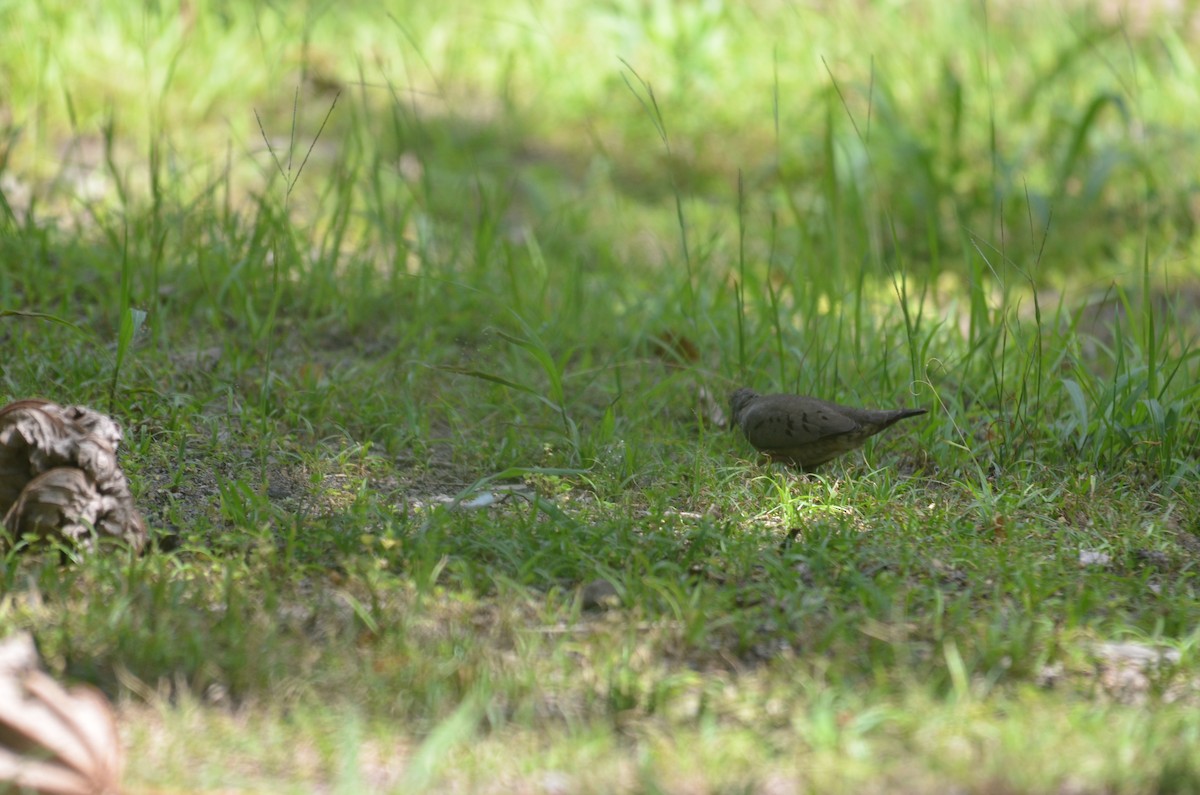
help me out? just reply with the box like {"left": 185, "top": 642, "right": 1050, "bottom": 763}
{"left": 880, "top": 407, "right": 929, "bottom": 428}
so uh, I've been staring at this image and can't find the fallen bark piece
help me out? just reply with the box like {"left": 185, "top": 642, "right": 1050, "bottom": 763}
{"left": 0, "top": 400, "right": 146, "bottom": 552}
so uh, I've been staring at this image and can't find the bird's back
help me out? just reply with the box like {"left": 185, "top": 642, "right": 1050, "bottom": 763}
{"left": 730, "top": 388, "right": 927, "bottom": 470}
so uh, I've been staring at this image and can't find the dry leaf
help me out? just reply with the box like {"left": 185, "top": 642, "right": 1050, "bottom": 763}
{"left": 0, "top": 633, "right": 122, "bottom": 795}
{"left": 1078, "top": 548, "right": 1112, "bottom": 567}
{"left": 695, "top": 386, "right": 727, "bottom": 428}
{"left": 1093, "top": 641, "right": 1183, "bottom": 703}
{"left": 649, "top": 330, "right": 700, "bottom": 367}
{"left": 0, "top": 401, "right": 146, "bottom": 552}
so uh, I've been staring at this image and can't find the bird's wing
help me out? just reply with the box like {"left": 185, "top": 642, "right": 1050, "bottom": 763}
{"left": 740, "top": 398, "right": 858, "bottom": 450}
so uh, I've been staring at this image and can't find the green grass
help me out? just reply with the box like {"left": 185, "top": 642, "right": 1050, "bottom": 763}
{"left": 2, "top": 0, "right": 1200, "bottom": 792}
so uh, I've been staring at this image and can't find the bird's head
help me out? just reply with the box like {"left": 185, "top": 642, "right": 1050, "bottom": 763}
{"left": 728, "top": 388, "right": 760, "bottom": 429}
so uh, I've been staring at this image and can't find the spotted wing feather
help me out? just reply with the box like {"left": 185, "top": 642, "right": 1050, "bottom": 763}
{"left": 738, "top": 395, "right": 859, "bottom": 453}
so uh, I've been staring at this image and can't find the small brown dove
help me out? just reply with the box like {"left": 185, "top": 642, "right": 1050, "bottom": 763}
{"left": 729, "top": 388, "right": 927, "bottom": 471}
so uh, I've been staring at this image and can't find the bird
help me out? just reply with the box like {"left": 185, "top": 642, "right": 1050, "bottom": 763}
{"left": 729, "top": 387, "right": 927, "bottom": 471}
